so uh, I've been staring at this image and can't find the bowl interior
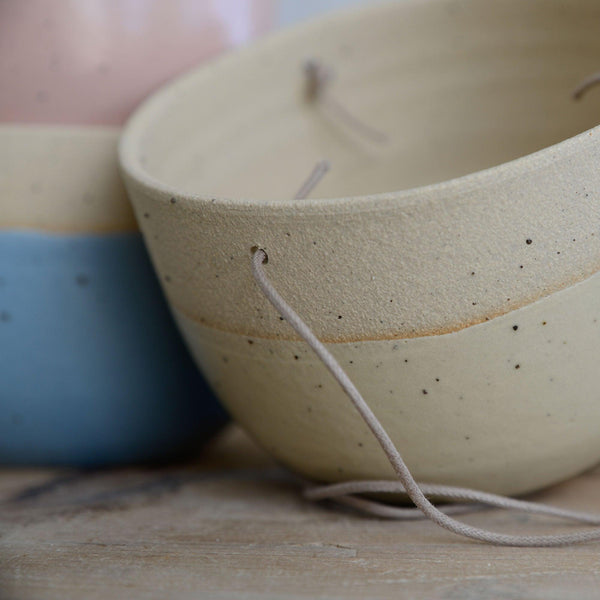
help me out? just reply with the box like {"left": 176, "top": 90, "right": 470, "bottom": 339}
{"left": 131, "top": 0, "right": 600, "bottom": 202}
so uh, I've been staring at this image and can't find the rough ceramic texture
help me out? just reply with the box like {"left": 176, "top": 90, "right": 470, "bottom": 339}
{"left": 0, "top": 126, "right": 226, "bottom": 466}
{"left": 175, "top": 271, "right": 600, "bottom": 496}
{"left": 120, "top": 0, "right": 600, "bottom": 492}
{"left": 121, "top": 0, "right": 600, "bottom": 342}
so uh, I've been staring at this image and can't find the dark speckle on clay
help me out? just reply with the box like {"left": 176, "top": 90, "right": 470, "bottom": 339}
{"left": 422, "top": 389, "right": 428, "bottom": 395}
{"left": 170, "top": 197, "right": 177, "bottom": 204}
{"left": 75, "top": 274, "right": 89, "bottom": 287}
{"left": 526, "top": 238, "right": 532, "bottom": 245}
{"left": 514, "top": 364, "right": 520, "bottom": 369}
{"left": 512, "top": 325, "right": 518, "bottom": 331}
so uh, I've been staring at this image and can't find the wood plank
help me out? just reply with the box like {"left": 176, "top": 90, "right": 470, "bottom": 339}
{"left": 2, "top": 426, "right": 600, "bottom": 600}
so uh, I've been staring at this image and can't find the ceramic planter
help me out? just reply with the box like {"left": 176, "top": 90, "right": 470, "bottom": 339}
{"left": 0, "top": 126, "right": 226, "bottom": 466}
{"left": 0, "top": 0, "right": 275, "bottom": 125}
{"left": 120, "top": 0, "right": 600, "bottom": 494}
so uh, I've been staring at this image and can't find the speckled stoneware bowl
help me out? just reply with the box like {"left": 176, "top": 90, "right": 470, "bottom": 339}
{"left": 120, "top": 0, "right": 600, "bottom": 495}
{"left": 0, "top": 125, "right": 226, "bottom": 466}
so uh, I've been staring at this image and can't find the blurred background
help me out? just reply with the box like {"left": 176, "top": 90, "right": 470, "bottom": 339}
{"left": 0, "top": 0, "right": 383, "bottom": 468}
{"left": 278, "top": 0, "right": 378, "bottom": 25}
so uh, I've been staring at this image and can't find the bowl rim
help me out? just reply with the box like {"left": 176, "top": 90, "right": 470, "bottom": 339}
{"left": 119, "top": 0, "right": 600, "bottom": 214}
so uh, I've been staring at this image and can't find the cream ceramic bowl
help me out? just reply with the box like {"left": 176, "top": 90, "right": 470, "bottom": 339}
{"left": 120, "top": 0, "right": 600, "bottom": 495}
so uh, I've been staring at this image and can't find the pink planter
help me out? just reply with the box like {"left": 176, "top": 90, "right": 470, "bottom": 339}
{"left": 0, "top": 0, "right": 275, "bottom": 125}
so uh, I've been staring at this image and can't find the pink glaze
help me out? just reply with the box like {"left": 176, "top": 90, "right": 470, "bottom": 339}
{"left": 0, "top": 0, "right": 274, "bottom": 125}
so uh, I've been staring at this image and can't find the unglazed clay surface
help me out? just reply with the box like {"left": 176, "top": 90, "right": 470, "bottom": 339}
{"left": 120, "top": 0, "right": 600, "bottom": 342}
{"left": 173, "top": 269, "right": 600, "bottom": 496}
{"left": 120, "top": 0, "right": 600, "bottom": 491}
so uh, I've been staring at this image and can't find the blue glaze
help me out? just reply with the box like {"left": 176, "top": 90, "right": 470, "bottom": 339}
{"left": 0, "top": 231, "right": 227, "bottom": 466}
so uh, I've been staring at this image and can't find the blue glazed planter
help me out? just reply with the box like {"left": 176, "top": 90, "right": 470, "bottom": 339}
{"left": 0, "top": 126, "right": 227, "bottom": 466}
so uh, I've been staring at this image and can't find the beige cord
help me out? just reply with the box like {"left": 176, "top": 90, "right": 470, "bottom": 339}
{"left": 242, "top": 68, "right": 600, "bottom": 544}
{"left": 304, "top": 480, "right": 600, "bottom": 524}
{"left": 294, "top": 160, "right": 330, "bottom": 199}
{"left": 573, "top": 71, "right": 600, "bottom": 100}
{"left": 304, "top": 58, "right": 388, "bottom": 144}
{"left": 251, "top": 248, "right": 600, "bottom": 546}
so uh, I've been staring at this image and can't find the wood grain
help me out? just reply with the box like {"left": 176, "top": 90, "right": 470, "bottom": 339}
{"left": 2, "top": 426, "right": 600, "bottom": 600}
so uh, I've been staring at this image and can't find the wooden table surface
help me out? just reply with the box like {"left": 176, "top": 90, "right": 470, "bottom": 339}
{"left": 2, "top": 425, "right": 600, "bottom": 600}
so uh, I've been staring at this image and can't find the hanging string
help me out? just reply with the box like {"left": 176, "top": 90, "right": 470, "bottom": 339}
{"left": 294, "top": 160, "right": 330, "bottom": 199}
{"left": 303, "top": 58, "right": 388, "bottom": 144}
{"left": 292, "top": 163, "right": 599, "bottom": 526}
{"left": 250, "top": 247, "right": 600, "bottom": 546}
{"left": 304, "top": 479, "right": 600, "bottom": 524}
{"left": 573, "top": 71, "right": 600, "bottom": 100}
{"left": 242, "top": 63, "right": 600, "bottom": 544}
